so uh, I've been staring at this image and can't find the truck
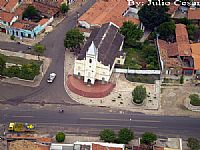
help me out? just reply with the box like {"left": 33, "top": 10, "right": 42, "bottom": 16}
{"left": 8, "top": 122, "right": 35, "bottom": 132}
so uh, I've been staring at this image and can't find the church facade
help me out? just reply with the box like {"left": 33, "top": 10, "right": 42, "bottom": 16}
{"left": 73, "top": 22, "right": 125, "bottom": 84}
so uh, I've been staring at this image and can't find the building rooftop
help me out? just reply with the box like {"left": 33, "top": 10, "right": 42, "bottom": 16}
{"left": 77, "top": 22, "right": 124, "bottom": 68}
{"left": 12, "top": 20, "right": 38, "bottom": 30}
{"left": 92, "top": 143, "right": 123, "bottom": 150}
{"left": 0, "top": 11, "right": 15, "bottom": 22}
{"left": 188, "top": 8, "right": 200, "bottom": 20}
{"left": 175, "top": 24, "right": 191, "bottom": 56}
{"left": 38, "top": 18, "right": 49, "bottom": 26}
{"left": 191, "top": 43, "right": 200, "bottom": 70}
{"left": 4, "top": 0, "right": 18, "bottom": 12}
{"left": 0, "top": 0, "right": 7, "bottom": 8}
{"left": 78, "top": 0, "right": 140, "bottom": 28}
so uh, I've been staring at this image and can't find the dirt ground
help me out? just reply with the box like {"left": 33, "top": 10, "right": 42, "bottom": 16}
{"left": 8, "top": 140, "right": 40, "bottom": 150}
{"left": 161, "top": 83, "right": 200, "bottom": 116}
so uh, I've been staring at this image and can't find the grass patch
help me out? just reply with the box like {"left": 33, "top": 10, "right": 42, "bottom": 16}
{"left": 189, "top": 94, "right": 200, "bottom": 106}
{"left": 123, "top": 42, "right": 159, "bottom": 70}
{"left": 126, "top": 74, "right": 160, "bottom": 84}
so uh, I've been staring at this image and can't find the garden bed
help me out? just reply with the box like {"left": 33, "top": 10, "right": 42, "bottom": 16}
{"left": 126, "top": 74, "right": 160, "bottom": 84}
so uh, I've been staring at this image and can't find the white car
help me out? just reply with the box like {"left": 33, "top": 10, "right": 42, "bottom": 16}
{"left": 47, "top": 73, "right": 56, "bottom": 83}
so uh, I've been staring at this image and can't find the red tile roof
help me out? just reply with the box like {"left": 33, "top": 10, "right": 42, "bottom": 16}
{"left": 79, "top": 0, "right": 140, "bottom": 27}
{"left": 38, "top": 18, "right": 49, "bottom": 25}
{"left": 0, "top": 0, "right": 7, "bottom": 8}
{"left": 92, "top": 144, "right": 123, "bottom": 150}
{"left": 188, "top": 9, "right": 200, "bottom": 20}
{"left": 0, "top": 11, "right": 15, "bottom": 22}
{"left": 158, "top": 39, "right": 182, "bottom": 68}
{"left": 191, "top": 43, "right": 200, "bottom": 70}
{"left": 4, "top": 0, "right": 18, "bottom": 12}
{"left": 175, "top": 24, "right": 191, "bottom": 56}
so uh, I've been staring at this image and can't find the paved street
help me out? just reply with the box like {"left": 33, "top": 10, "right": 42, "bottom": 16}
{"left": 0, "top": 0, "right": 96, "bottom": 104}
{"left": 0, "top": 106, "right": 200, "bottom": 139}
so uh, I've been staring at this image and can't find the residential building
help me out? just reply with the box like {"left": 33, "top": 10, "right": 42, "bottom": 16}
{"left": 191, "top": 43, "right": 200, "bottom": 74}
{"left": 78, "top": 0, "right": 142, "bottom": 29}
{"left": 7, "top": 18, "right": 53, "bottom": 38}
{"left": 154, "top": 138, "right": 183, "bottom": 150}
{"left": 188, "top": 8, "right": 200, "bottom": 25}
{"left": 73, "top": 22, "right": 125, "bottom": 84}
{"left": 3, "top": 0, "right": 20, "bottom": 12}
{"left": 0, "top": 11, "right": 18, "bottom": 33}
{"left": 157, "top": 24, "right": 194, "bottom": 75}
{"left": 50, "top": 142, "right": 125, "bottom": 150}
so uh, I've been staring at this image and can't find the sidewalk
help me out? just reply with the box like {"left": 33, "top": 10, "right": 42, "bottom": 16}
{"left": 64, "top": 51, "right": 161, "bottom": 114}
{"left": 0, "top": 49, "right": 51, "bottom": 87}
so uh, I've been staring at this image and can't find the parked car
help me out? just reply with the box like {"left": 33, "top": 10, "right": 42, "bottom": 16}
{"left": 47, "top": 73, "right": 56, "bottom": 83}
{"left": 27, "top": 46, "right": 32, "bottom": 50}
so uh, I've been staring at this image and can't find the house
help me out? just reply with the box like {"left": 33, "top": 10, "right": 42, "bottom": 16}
{"left": 73, "top": 22, "right": 125, "bottom": 84}
{"left": 0, "top": 11, "right": 18, "bottom": 33}
{"left": 78, "top": 0, "right": 142, "bottom": 29}
{"left": 191, "top": 43, "right": 200, "bottom": 74}
{"left": 50, "top": 142, "right": 125, "bottom": 150}
{"left": 0, "top": 0, "right": 8, "bottom": 10}
{"left": 7, "top": 18, "right": 53, "bottom": 38}
{"left": 188, "top": 8, "right": 200, "bottom": 25}
{"left": 3, "top": 0, "right": 20, "bottom": 12}
{"left": 157, "top": 24, "right": 194, "bottom": 75}
{"left": 153, "top": 138, "right": 183, "bottom": 150}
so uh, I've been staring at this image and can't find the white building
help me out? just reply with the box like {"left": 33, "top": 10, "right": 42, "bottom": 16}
{"left": 74, "top": 22, "right": 125, "bottom": 84}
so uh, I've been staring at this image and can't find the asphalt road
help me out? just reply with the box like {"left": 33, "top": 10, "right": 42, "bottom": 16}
{"left": 0, "top": 0, "right": 96, "bottom": 104}
{"left": 1, "top": 107, "right": 200, "bottom": 139}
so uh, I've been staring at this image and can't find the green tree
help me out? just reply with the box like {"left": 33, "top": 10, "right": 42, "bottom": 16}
{"left": 0, "top": 56, "right": 6, "bottom": 75}
{"left": 118, "top": 128, "right": 134, "bottom": 144}
{"left": 187, "top": 24, "right": 199, "bottom": 41}
{"left": 132, "top": 85, "right": 146, "bottom": 104}
{"left": 61, "top": 3, "right": 69, "bottom": 14}
{"left": 5, "top": 66, "right": 20, "bottom": 78}
{"left": 56, "top": 132, "right": 65, "bottom": 143}
{"left": 178, "top": 18, "right": 191, "bottom": 26}
{"left": 157, "top": 21, "right": 176, "bottom": 42}
{"left": 33, "top": 44, "right": 45, "bottom": 60}
{"left": 141, "top": 132, "right": 157, "bottom": 149}
{"left": 20, "top": 63, "right": 40, "bottom": 80}
{"left": 99, "top": 129, "right": 116, "bottom": 143}
{"left": 22, "top": 5, "right": 39, "bottom": 20}
{"left": 187, "top": 138, "right": 200, "bottom": 150}
{"left": 120, "top": 21, "right": 143, "bottom": 46}
{"left": 138, "top": 4, "right": 169, "bottom": 30}
{"left": 180, "top": 75, "right": 184, "bottom": 84}
{"left": 64, "top": 28, "right": 84, "bottom": 50}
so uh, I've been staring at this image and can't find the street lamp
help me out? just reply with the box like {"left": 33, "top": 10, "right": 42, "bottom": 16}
{"left": 129, "top": 118, "right": 132, "bottom": 129}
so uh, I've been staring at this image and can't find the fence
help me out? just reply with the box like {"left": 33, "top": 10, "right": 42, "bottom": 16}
{"left": 113, "top": 68, "right": 161, "bottom": 75}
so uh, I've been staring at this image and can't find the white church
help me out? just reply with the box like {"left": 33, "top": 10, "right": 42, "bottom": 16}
{"left": 73, "top": 22, "right": 126, "bottom": 84}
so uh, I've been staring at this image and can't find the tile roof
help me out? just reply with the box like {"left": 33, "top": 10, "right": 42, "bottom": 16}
{"left": 38, "top": 18, "right": 49, "bottom": 25}
{"left": 32, "top": 2, "right": 60, "bottom": 16}
{"left": 158, "top": 39, "right": 182, "bottom": 69}
{"left": 78, "top": 0, "right": 140, "bottom": 28}
{"left": 77, "top": 22, "right": 124, "bottom": 68}
{"left": 191, "top": 43, "right": 200, "bottom": 70}
{"left": 188, "top": 8, "right": 200, "bottom": 20}
{"left": 0, "top": 0, "right": 7, "bottom": 8}
{"left": 4, "top": 0, "right": 18, "bottom": 12}
{"left": 175, "top": 24, "right": 191, "bottom": 56}
{"left": 12, "top": 20, "right": 38, "bottom": 30}
{"left": 14, "top": 4, "right": 28, "bottom": 16}
{"left": 92, "top": 143, "right": 123, "bottom": 150}
{"left": 0, "top": 11, "right": 15, "bottom": 22}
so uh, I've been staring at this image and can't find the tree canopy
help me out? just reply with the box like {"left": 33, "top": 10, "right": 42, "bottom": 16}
{"left": 132, "top": 85, "right": 146, "bottom": 104}
{"left": 118, "top": 128, "right": 134, "bottom": 144}
{"left": 33, "top": 44, "right": 45, "bottom": 56}
{"left": 157, "top": 21, "right": 176, "bottom": 42}
{"left": 56, "top": 132, "right": 65, "bottom": 143}
{"left": 99, "top": 129, "right": 116, "bottom": 143}
{"left": 138, "top": 4, "right": 169, "bottom": 30}
{"left": 22, "top": 6, "right": 40, "bottom": 21}
{"left": 64, "top": 28, "right": 84, "bottom": 50}
{"left": 187, "top": 138, "right": 200, "bottom": 150}
{"left": 61, "top": 3, "right": 69, "bottom": 14}
{"left": 120, "top": 21, "right": 143, "bottom": 46}
{"left": 141, "top": 132, "right": 157, "bottom": 145}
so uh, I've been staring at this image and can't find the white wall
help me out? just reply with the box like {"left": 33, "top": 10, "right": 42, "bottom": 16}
{"left": 114, "top": 68, "right": 161, "bottom": 75}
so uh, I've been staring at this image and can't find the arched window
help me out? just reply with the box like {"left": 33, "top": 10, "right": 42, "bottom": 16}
{"left": 89, "top": 59, "right": 92, "bottom": 63}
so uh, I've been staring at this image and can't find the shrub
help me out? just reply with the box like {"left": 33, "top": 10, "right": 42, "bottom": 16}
{"left": 99, "top": 129, "right": 116, "bottom": 143}
{"left": 10, "top": 35, "right": 15, "bottom": 40}
{"left": 0, "top": 56, "right": 6, "bottom": 75}
{"left": 19, "top": 63, "right": 40, "bottom": 80}
{"left": 118, "top": 128, "right": 134, "bottom": 144}
{"left": 180, "top": 75, "right": 184, "bottom": 84}
{"left": 132, "top": 85, "right": 146, "bottom": 104}
{"left": 4, "top": 66, "right": 20, "bottom": 77}
{"left": 189, "top": 94, "right": 200, "bottom": 106}
{"left": 56, "top": 132, "right": 65, "bottom": 143}
{"left": 187, "top": 138, "right": 200, "bottom": 150}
